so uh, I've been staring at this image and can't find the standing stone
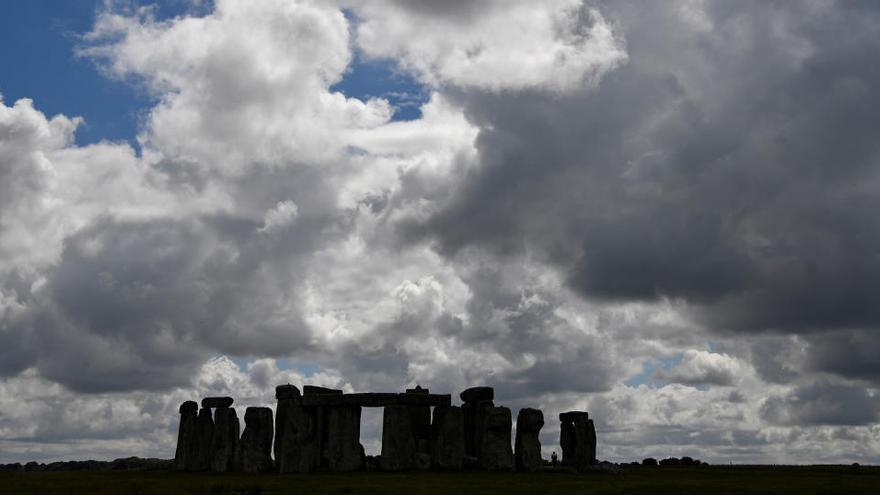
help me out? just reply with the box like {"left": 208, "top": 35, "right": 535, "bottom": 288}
{"left": 462, "top": 399, "right": 493, "bottom": 461}
{"left": 322, "top": 406, "right": 363, "bottom": 471}
{"left": 514, "top": 408, "right": 544, "bottom": 471}
{"left": 479, "top": 406, "right": 514, "bottom": 470}
{"left": 460, "top": 387, "right": 495, "bottom": 462}
{"left": 174, "top": 401, "right": 199, "bottom": 471}
{"left": 277, "top": 400, "right": 320, "bottom": 473}
{"left": 585, "top": 418, "right": 597, "bottom": 465}
{"left": 559, "top": 411, "right": 596, "bottom": 470}
{"left": 406, "top": 387, "right": 431, "bottom": 457}
{"left": 381, "top": 405, "right": 417, "bottom": 470}
{"left": 194, "top": 407, "right": 214, "bottom": 471}
{"left": 236, "top": 407, "right": 274, "bottom": 473}
{"left": 431, "top": 406, "right": 465, "bottom": 470}
{"left": 274, "top": 385, "right": 301, "bottom": 472}
{"left": 210, "top": 406, "right": 240, "bottom": 472}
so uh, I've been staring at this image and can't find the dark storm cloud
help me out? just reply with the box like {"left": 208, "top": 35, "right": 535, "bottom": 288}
{"left": 3, "top": 213, "right": 328, "bottom": 392}
{"left": 760, "top": 381, "right": 880, "bottom": 426}
{"left": 401, "top": 0, "right": 880, "bottom": 354}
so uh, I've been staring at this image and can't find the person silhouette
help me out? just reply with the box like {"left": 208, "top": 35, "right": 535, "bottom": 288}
{"left": 551, "top": 451, "right": 558, "bottom": 466}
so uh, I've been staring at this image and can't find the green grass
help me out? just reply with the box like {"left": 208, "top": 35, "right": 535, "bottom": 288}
{"left": 1, "top": 466, "right": 878, "bottom": 495}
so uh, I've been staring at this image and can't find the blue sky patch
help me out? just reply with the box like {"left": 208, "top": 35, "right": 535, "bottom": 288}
{"left": 331, "top": 57, "right": 429, "bottom": 122}
{"left": 624, "top": 353, "right": 684, "bottom": 388}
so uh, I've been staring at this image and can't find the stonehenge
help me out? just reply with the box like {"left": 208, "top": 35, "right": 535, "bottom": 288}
{"left": 173, "top": 401, "right": 198, "bottom": 471}
{"left": 236, "top": 407, "right": 274, "bottom": 473}
{"left": 559, "top": 411, "right": 597, "bottom": 470}
{"left": 431, "top": 406, "right": 465, "bottom": 469}
{"left": 515, "top": 408, "right": 544, "bottom": 471}
{"left": 210, "top": 404, "right": 240, "bottom": 472}
{"left": 174, "top": 385, "right": 599, "bottom": 473}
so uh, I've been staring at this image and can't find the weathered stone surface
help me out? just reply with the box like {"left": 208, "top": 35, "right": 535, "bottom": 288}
{"left": 460, "top": 386, "right": 494, "bottom": 405}
{"left": 479, "top": 406, "right": 514, "bottom": 470}
{"left": 277, "top": 402, "right": 319, "bottom": 473}
{"left": 559, "top": 410, "right": 596, "bottom": 470}
{"left": 210, "top": 407, "right": 240, "bottom": 472}
{"left": 179, "top": 401, "right": 198, "bottom": 414}
{"left": 174, "top": 402, "right": 199, "bottom": 471}
{"left": 410, "top": 405, "right": 431, "bottom": 455}
{"left": 558, "top": 411, "right": 589, "bottom": 423}
{"left": 194, "top": 408, "right": 214, "bottom": 471}
{"left": 462, "top": 399, "right": 493, "bottom": 459}
{"left": 276, "top": 384, "right": 301, "bottom": 400}
{"left": 414, "top": 452, "right": 431, "bottom": 470}
{"left": 202, "top": 397, "right": 234, "bottom": 408}
{"left": 322, "top": 406, "right": 363, "bottom": 471}
{"left": 431, "top": 406, "right": 465, "bottom": 470}
{"left": 299, "top": 392, "right": 451, "bottom": 408}
{"left": 381, "top": 405, "right": 417, "bottom": 470}
{"left": 585, "top": 419, "right": 597, "bottom": 465}
{"left": 274, "top": 398, "right": 292, "bottom": 470}
{"left": 303, "top": 385, "right": 343, "bottom": 395}
{"left": 514, "top": 408, "right": 544, "bottom": 471}
{"left": 236, "top": 407, "right": 274, "bottom": 473}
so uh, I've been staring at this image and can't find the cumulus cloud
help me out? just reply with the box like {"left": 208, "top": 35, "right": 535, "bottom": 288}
{"left": 655, "top": 350, "right": 744, "bottom": 387}
{"left": 352, "top": 0, "right": 628, "bottom": 92}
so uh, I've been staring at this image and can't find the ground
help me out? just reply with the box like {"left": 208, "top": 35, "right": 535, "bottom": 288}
{"left": 1, "top": 466, "right": 878, "bottom": 495}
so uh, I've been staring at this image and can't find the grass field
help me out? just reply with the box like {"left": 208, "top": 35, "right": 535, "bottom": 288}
{"left": 1, "top": 466, "right": 877, "bottom": 495}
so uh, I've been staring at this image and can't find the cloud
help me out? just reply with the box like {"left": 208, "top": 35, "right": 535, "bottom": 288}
{"left": 352, "top": 0, "right": 627, "bottom": 93}
{"left": 399, "top": 1, "right": 880, "bottom": 341}
{"left": 760, "top": 381, "right": 880, "bottom": 427}
{"left": 655, "top": 350, "right": 744, "bottom": 387}
{"left": 1, "top": 0, "right": 880, "bottom": 465}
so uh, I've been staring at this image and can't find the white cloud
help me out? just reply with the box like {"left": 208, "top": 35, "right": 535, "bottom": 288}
{"left": 352, "top": 0, "right": 628, "bottom": 93}
{"left": 1, "top": 0, "right": 879, "bottom": 467}
{"left": 656, "top": 350, "right": 746, "bottom": 387}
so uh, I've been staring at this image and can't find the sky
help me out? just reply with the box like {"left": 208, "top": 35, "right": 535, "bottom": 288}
{"left": 0, "top": 0, "right": 879, "bottom": 465}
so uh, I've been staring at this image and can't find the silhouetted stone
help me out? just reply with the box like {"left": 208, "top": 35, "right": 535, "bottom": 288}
{"left": 406, "top": 385, "right": 429, "bottom": 394}
{"left": 514, "top": 408, "right": 543, "bottom": 471}
{"left": 277, "top": 401, "right": 319, "bottom": 473}
{"left": 414, "top": 452, "right": 431, "bottom": 470}
{"left": 559, "top": 410, "right": 596, "bottom": 470}
{"left": 274, "top": 385, "right": 300, "bottom": 470}
{"left": 323, "top": 406, "right": 363, "bottom": 471}
{"left": 210, "top": 407, "right": 239, "bottom": 472}
{"left": 462, "top": 399, "right": 493, "bottom": 459}
{"left": 303, "top": 385, "right": 343, "bottom": 395}
{"left": 236, "top": 407, "right": 274, "bottom": 473}
{"left": 381, "top": 405, "right": 417, "bottom": 470}
{"left": 194, "top": 407, "right": 213, "bottom": 471}
{"left": 179, "top": 401, "right": 198, "bottom": 414}
{"left": 460, "top": 386, "right": 494, "bottom": 404}
{"left": 407, "top": 394, "right": 431, "bottom": 455}
{"left": 300, "top": 392, "right": 450, "bottom": 407}
{"left": 174, "top": 401, "right": 199, "bottom": 471}
{"left": 431, "top": 406, "right": 465, "bottom": 470}
{"left": 558, "top": 411, "right": 589, "bottom": 423}
{"left": 276, "top": 384, "right": 301, "bottom": 400}
{"left": 479, "top": 406, "right": 514, "bottom": 470}
{"left": 202, "top": 397, "right": 234, "bottom": 408}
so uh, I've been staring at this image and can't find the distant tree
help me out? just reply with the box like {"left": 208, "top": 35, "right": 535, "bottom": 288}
{"left": 681, "top": 456, "right": 696, "bottom": 466}
{"left": 659, "top": 457, "right": 681, "bottom": 466}
{"left": 642, "top": 457, "right": 658, "bottom": 466}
